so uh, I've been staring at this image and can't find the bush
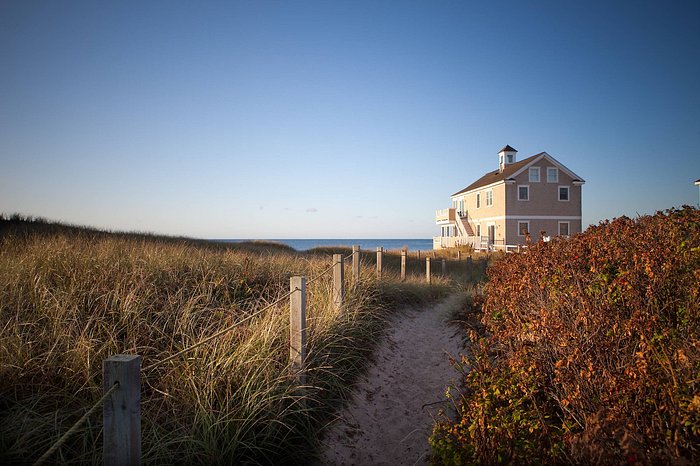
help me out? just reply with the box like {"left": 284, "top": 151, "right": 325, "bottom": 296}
{"left": 431, "top": 206, "right": 699, "bottom": 464}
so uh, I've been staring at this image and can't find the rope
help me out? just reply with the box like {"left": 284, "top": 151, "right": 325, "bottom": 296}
{"left": 146, "top": 256, "right": 344, "bottom": 372}
{"left": 33, "top": 382, "right": 120, "bottom": 466}
{"left": 305, "top": 260, "right": 338, "bottom": 285}
{"left": 143, "top": 288, "right": 298, "bottom": 373}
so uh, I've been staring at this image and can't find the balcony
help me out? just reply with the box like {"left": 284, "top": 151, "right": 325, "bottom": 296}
{"left": 435, "top": 208, "right": 456, "bottom": 224}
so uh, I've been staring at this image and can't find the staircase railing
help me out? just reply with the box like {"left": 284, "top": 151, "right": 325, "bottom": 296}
{"left": 455, "top": 212, "right": 472, "bottom": 237}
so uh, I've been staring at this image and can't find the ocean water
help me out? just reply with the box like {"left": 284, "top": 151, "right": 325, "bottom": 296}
{"left": 219, "top": 239, "right": 433, "bottom": 252}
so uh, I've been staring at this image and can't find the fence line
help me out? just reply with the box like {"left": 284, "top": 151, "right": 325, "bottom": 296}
{"left": 32, "top": 252, "right": 347, "bottom": 464}
{"left": 31, "top": 246, "right": 460, "bottom": 464}
{"left": 145, "top": 255, "right": 352, "bottom": 373}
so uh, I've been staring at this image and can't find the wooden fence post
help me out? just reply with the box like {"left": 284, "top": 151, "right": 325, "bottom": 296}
{"left": 442, "top": 258, "right": 446, "bottom": 275}
{"left": 376, "top": 247, "right": 383, "bottom": 278}
{"left": 290, "top": 276, "right": 307, "bottom": 385}
{"left": 417, "top": 250, "right": 421, "bottom": 260}
{"left": 467, "top": 255, "right": 473, "bottom": 282}
{"left": 400, "top": 249, "right": 407, "bottom": 281}
{"left": 103, "top": 355, "right": 141, "bottom": 466}
{"left": 457, "top": 250, "right": 461, "bottom": 261}
{"left": 433, "top": 250, "right": 436, "bottom": 259}
{"left": 426, "top": 257, "right": 431, "bottom": 284}
{"left": 333, "top": 254, "right": 344, "bottom": 311}
{"left": 352, "top": 245, "right": 360, "bottom": 283}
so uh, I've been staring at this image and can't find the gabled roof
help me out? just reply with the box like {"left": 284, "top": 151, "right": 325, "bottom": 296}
{"left": 451, "top": 152, "right": 585, "bottom": 197}
{"left": 499, "top": 145, "right": 517, "bottom": 153}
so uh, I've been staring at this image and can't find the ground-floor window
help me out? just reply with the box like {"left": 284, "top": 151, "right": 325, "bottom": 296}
{"left": 558, "top": 221, "right": 570, "bottom": 236}
{"left": 518, "top": 221, "right": 530, "bottom": 236}
{"left": 441, "top": 226, "right": 455, "bottom": 237}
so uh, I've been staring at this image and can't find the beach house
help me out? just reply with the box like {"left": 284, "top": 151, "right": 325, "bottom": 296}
{"left": 434, "top": 145, "right": 585, "bottom": 251}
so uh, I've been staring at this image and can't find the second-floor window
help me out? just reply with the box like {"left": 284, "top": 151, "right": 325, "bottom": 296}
{"left": 547, "top": 167, "right": 558, "bottom": 183}
{"left": 559, "top": 186, "right": 570, "bottom": 201}
{"left": 486, "top": 190, "right": 493, "bottom": 206}
{"left": 518, "top": 185, "right": 529, "bottom": 201}
{"left": 529, "top": 167, "right": 540, "bottom": 182}
{"left": 476, "top": 193, "right": 480, "bottom": 208}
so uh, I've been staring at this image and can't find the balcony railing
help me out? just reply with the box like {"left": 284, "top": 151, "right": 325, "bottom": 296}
{"left": 435, "top": 208, "right": 456, "bottom": 224}
{"left": 433, "top": 236, "right": 482, "bottom": 249}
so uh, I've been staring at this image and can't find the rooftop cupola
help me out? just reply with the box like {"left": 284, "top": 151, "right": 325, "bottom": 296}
{"left": 498, "top": 145, "right": 517, "bottom": 172}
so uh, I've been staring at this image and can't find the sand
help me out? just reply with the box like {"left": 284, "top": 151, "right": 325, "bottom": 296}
{"left": 318, "top": 294, "right": 466, "bottom": 466}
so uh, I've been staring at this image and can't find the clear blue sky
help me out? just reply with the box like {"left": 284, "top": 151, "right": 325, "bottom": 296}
{"left": 2, "top": 0, "right": 699, "bottom": 238}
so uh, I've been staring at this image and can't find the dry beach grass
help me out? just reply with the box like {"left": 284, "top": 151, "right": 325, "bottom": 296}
{"left": 0, "top": 216, "right": 459, "bottom": 464}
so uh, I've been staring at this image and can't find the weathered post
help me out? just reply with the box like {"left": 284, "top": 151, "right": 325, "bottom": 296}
{"left": 289, "top": 276, "right": 307, "bottom": 384}
{"left": 426, "top": 257, "right": 431, "bottom": 284}
{"left": 433, "top": 250, "right": 437, "bottom": 259}
{"left": 104, "top": 355, "right": 141, "bottom": 466}
{"left": 457, "top": 250, "right": 462, "bottom": 261}
{"left": 417, "top": 250, "right": 421, "bottom": 260}
{"left": 466, "top": 255, "right": 473, "bottom": 282}
{"left": 376, "top": 247, "right": 383, "bottom": 278}
{"left": 442, "top": 258, "right": 446, "bottom": 275}
{"left": 352, "top": 245, "right": 360, "bottom": 283}
{"left": 332, "top": 254, "right": 344, "bottom": 311}
{"left": 400, "top": 249, "right": 407, "bottom": 281}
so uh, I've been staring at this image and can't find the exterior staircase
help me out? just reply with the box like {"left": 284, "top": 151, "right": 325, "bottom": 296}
{"left": 456, "top": 212, "right": 474, "bottom": 237}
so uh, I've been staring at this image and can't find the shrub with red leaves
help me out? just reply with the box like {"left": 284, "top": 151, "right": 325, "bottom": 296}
{"left": 431, "top": 206, "right": 699, "bottom": 465}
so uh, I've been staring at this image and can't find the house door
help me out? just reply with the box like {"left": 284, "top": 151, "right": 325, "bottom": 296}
{"left": 487, "top": 225, "right": 495, "bottom": 245}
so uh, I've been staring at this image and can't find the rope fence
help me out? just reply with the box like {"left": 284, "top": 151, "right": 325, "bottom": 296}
{"left": 29, "top": 245, "right": 485, "bottom": 464}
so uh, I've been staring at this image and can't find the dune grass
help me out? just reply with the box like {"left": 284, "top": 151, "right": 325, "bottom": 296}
{"left": 0, "top": 216, "right": 475, "bottom": 464}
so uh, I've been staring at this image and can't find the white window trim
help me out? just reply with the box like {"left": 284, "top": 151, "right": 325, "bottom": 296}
{"left": 558, "top": 185, "right": 570, "bottom": 202}
{"left": 485, "top": 190, "right": 493, "bottom": 207}
{"left": 517, "top": 185, "right": 530, "bottom": 201}
{"left": 547, "top": 166, "right": 559, "bottom": 183}
{"left": 558, "top": 221, "right": 570, "bottom": 236}
{"left": 529, "top": 167, "right": 540, "bottom": 182}
{"left": 517, "top": 221, "right": 530, "bottom": 236}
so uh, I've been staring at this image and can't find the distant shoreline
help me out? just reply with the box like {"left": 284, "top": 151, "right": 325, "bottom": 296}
{"left": 212, "top": 238, "right": 433, "bottom": 252}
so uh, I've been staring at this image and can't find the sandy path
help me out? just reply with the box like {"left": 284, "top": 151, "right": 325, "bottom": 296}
{"left": 318, "top": 294, "right": 465, "bottom": 466}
